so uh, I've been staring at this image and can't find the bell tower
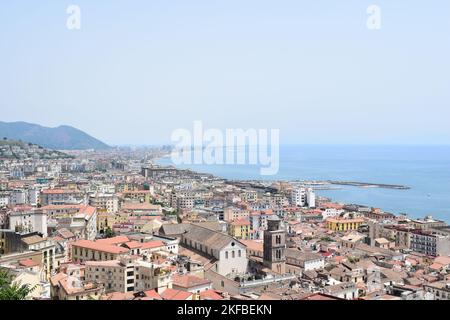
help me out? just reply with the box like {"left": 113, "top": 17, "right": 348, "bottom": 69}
{"left": 263, "top": 216, "right": 286, "bottom": 274}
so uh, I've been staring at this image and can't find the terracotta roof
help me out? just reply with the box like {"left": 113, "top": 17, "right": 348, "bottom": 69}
{"left": 240, "top": 240, "right": 263, "bottom": 252}
{"left": 41, "top": 189, "right": 80, "bottom": 194}
{"left": 144, "top": 289, "right": 162, "bottom": 300}
{"left": 71, "top": 239, "right": 130, "bottom": 254}
{"left": 141, "top": 240, "right": 165, "bottom": 249}
{"left": 22, "top": 235, "right": 46, "bottom": 245}
{"left": 104, "top": 292, "right": 135, "bottom": 300}
{"left": 97, "top": 235, "right": 130, "bottom": 245}
{"left": 199, "top": 290, "right": 224, "bottom": 300}
{"left": 123, "top": 241, "right": 142, "bottom": 249}
{"left": 172, "top": 274, "right": 211, "bottom": 289}
{"left": 231, "top": 219, "right": 250, "bottom": 226}
{"left": 19, "top": 259, "right": 39, "bottom": 267}
{"left": 160, "top": 288, "right": 192, "bottom": 300}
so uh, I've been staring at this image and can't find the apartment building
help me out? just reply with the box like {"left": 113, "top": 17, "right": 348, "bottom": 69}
{"left": 410, "top": 229, "right": 450, "bottom": 257}
{"left": 326, "top": 218, "right": 365, "bottom": 232}
{"left": 43, "top": 204, "right": 98, "bottom": 240}
{"left": 70, "top": 239, "right": 130, "bottom": 263}
{"left": 89, "top": 193, "right": 119, "bottom": 213}
{"left": 223, "top": 207, "right": 250, "bottom": 222}
{"left": 40, "top": 188, "right": 85, "bottom": 206}
{"left": 228, "top": 219, "right": 250, "bottom": 240}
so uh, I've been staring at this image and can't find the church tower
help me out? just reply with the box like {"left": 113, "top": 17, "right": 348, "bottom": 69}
{"left": 263, "top": 216, "right": 286, "bottom": 274}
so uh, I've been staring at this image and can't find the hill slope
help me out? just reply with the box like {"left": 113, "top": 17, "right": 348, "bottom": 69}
{"left": 0, "top": 139, "right": 74, "bottom": 159}
{"left": 0, "top": 121, "right": 110, "bottom": 150}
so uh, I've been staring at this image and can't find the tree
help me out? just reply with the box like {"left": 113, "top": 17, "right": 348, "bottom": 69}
{"left": 0, "top": 268, "right": 36, "bottom": 300}
{"left": 104, "top": 226, "right": 114, "bottom": 238}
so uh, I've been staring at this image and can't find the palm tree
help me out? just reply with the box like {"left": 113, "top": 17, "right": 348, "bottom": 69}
{"left": 0, "top": 268, "right": 36, "bottom": 300}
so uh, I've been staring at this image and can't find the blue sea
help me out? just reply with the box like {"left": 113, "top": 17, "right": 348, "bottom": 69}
{"left": 156, "top": 145, "right": 450, "bottom": 222}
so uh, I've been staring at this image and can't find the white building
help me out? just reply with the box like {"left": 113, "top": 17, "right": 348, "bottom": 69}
{"left": 306, "top": 188, "right": 316, "bottom": 208}
{"left": 290, "top": 187, "right": 306, "bottom": 207}
{"left": 10, "top": 189, "right": 27, "bottom": 206}
{"left": 84, "top": 257, "right": 172, "bottom": 293}
{"left": 180, "top": 224, "right": 248, "bottom": 277}
{"left": 8, "top": 209, "right": 48, "bottom": 237}
{"left": 291, "top": 187, "right": 315, "bottom": 208}
{"left": 89, "top": 193, "right": 119, "bottom": 213}
{"left": 28, "top": 188, "right": 40, "bottom": 206}
{"left": 0, "top": 195, "right": 9, "bottom": 207}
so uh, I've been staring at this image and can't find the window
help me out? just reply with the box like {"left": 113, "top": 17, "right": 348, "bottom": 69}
{"left": 232, "top": 251, "right": 235, "bottom": 258}
{"left": 225, "top": 251, "right": 228, "bottom": 259}
{"left": 238, "top": 250, "right": 241, "bottom": 257}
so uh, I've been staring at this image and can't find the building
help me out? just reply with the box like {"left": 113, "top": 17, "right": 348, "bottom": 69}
{"left": 122, "top": 190, "right": 152, "bottom": 203}
{"left": 179, "top": 224, "right": 248, "bottom": 277}
{"left": 40, "top": 188, "right": 84, "bottom": 206}
{"left": 89, "top": 193, "right": 119, "bottom": 214}
{"left": 223, "top": 207, "right": 250, "bottom": 222}
{"left": 263, "top": 216, "right": 286, "bottom": 274}
{"left": 305, "top": 188, "right": 316, "bottom": 208}
{"left": 84, "top": 257, "right": 172, "bottom": 294}
{"left": 323, "top": 282, "right": 359, "bottom": 300}
{"left": 172, "top": 274, "right": 212, "bottom": 295}
{"left": 228, "top": 219, "right": 250, "bottom": 240}
{"left": 43, "top": 205, "right": 97, "bottom": 240}
{"left": 423, "top": 281, "right": 450, "bottom": 300}
{"left": 410, "top": 229, "right": 450, "bottom": 257}
{"left": 285, "top": 249, "right": 325, "bottom": 272}
{"left": 70, "top": 239, "right": 130, "bottom": 263}
{"left": 240, "top": 190, "right": 258, "bottom": 203}
{"left": 7, "top": 207, "right": 47, "bottom": 237}
{"left": 50, "top": 272, "right": 104, "bottom": 300}
{"left": 290, "top": 187, "right": 306, "bottom": 207}
{"left": 326, "top": 218, "right": 365, "bottom": 232}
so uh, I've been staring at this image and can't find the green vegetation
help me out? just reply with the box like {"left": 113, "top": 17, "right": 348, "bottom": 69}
{"left": 0, "top": 268, "right": 36, "bottom": 300}
{"left": 104, "top": 226, "right": 114, "bottom": 238}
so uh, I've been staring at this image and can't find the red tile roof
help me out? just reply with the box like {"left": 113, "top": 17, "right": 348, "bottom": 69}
{"left": 199, "top": 290, "right": 224, "bottom": 300}
{"left": 123, "top": 241, "right": 142, "bottom": 249}
{"left": 144, "top": 289, "right": 162, "bottom": 300}
{"left": 97, "top": 235, "right": 130, "bottom": 245}
{"left": 71, "top": 239, "right": 130, "bottom": 254}
{"left": 160, "top": 288, "right": 192, "bottom": 300}
{"left": 172, "top": 274, "right": 211, "bottom": 289}
{"left": 141, "top": 240, "right": 165, "bottom": 250}
{"left": 231, "top": 219, "right": 250, "bottom": 226}
{"left": 19, "top": 259, "right": 39, "bottom": 268}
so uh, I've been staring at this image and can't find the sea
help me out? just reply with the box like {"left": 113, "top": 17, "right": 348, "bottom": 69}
{"left": 156, "top": 145, "right": 450, "bottom": 223}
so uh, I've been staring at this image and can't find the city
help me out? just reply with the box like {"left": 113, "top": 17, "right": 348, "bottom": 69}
{"left": 1, "top": 144, "right": 449, "bottom": 301}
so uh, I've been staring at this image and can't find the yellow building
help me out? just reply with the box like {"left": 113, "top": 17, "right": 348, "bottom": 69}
{"left": 326, "top": 218, "right": 364, "bottom": 232}
{"left": 122, "top": 190, "right": 152, "bottom": 203}
{"left": 228, "top": 219, "right": 251, "bottom": 240}
{"left": 97, "top": 212, "right": 129, "bottom": 233}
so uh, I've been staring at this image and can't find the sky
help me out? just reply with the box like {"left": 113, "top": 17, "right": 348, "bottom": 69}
{"left": 1, "top": 0, "right": 449, "bottom": 146}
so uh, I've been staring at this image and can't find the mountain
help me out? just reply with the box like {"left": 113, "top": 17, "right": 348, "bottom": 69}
{"left": 0, "top": 121, "right": 111, "bottom": 150}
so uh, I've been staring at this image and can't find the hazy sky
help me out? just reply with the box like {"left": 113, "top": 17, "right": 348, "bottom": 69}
{"left": 1, "top": 1, "right": 449, "bottom": 146}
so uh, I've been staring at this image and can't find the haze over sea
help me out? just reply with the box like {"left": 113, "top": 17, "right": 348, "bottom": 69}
{"left": 157, "top": 145, "right": 450, "bottom": 223}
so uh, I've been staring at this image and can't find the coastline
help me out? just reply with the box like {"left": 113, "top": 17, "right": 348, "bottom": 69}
{"left": 150, "top": 154, "right": 436, "bottom": 222}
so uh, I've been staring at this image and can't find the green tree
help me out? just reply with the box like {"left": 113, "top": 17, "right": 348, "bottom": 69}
{"left": 104, "top": 226, "right": 114, "bottom": 238}
{"left": 0, "top": 268, "right": 36, "bottom": 300}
